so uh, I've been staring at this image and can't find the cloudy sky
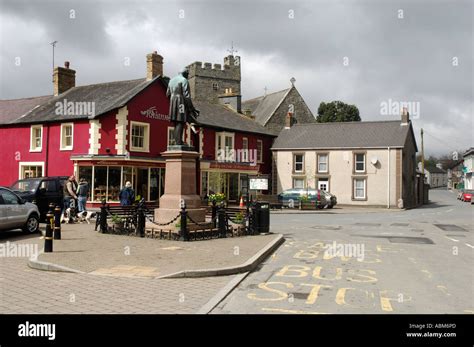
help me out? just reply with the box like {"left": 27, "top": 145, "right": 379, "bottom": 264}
{"left": 0, "top": 0, "right": 472, "bottom": 156}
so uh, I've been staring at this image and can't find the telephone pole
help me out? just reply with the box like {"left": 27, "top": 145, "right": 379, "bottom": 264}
{"left": 421, "top": 128, "right": 425, "bottom": 177}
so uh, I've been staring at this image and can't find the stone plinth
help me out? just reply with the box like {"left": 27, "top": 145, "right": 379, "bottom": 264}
{"left": 155, "top": 150, "right": 206, "bottom": 226}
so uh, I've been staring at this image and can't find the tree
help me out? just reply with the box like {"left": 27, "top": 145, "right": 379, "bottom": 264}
{"left": 317, "top": 101, "right": 361, "bottom": 123}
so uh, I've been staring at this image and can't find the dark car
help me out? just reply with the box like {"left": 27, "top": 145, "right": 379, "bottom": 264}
{"left": 322, "top": 191, "right": 337, "bottom": 208}
{"left": 278, "top": 188, "right": 328, "bottom": 208}
{"left": 10, "top": 176, "right": 68, "bottom": 220}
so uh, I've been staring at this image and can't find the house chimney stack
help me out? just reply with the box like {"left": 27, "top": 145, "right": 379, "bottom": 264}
{"left": 285, "top": 112, "right": 293, "bottom": 129}
{"left": 401, "top": 107, "right": 409, "bottom": 125}
{"left": 146, "top": 51, "right": 163, "bottom": 80}
{"left": 53, "top": 61, "right": 76, "bottom": 96}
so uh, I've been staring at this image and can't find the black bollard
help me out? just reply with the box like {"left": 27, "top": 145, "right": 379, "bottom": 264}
{"left": 211, "top": 201, "right": 217, "bottom": 228}
{"left": 100, "top": 200, "right": 108, "bottom": 233}
{"left": 137, "top": 200, "right": 145, "bottom": 238}
{"left": 179, "top": 205, "right": 188, "bottom": 241}
{"left": 44, "top": 205, "right": 54, "bottom": 252}
{"left": 217, "top": 206, "right": 227, "bottom": 238}
{"left": 53, "top": 205, "right": 61, "bottom": 240}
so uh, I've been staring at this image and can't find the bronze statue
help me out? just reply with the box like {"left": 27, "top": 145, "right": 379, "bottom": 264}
{"left": 166, "top": 68, "right": 199, "bottom": 146}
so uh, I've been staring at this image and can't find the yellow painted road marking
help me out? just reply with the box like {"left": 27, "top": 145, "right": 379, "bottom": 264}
{"left": 445, "top": 236, "right": 459, "bottom": 242}
{"left": 262, "top": 308, "right": 328, "bottom": 314}
{"left": 436, "top": 285, "right": 451, "bottom": 296}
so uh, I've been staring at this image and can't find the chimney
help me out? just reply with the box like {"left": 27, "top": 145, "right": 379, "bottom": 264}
{"left": 218, "top": 89, "right": 241, "bottom": 113}
{"left": 285, "top": 112, "right": 293, "bottom": 129}
{"left": 53, "top": 61, "right": 76, "bottom": 96}
{"left": 401, "top": 107, "right": 409, "bottom": 125}
{"left": 146, "top": 51, "right": 163, "bottom": 80}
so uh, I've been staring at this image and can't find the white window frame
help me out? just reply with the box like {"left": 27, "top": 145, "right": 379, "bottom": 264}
{"left": 18, "top": 162, "right": 45, "bottom": 179}
{"left": 354, "top": 178, "right": 366, "bottom": 199}
{"left": 293, "top": 153, "right": 304, "bottom": 173}
{"left": 216, "top": 131, "right": 235, "bottom": 161}
{"left": 242, "top": 137, "right": 249, "bottom": 162}
{"left": 257, "top": 139, "right": 263, "bottom": 163}
{"left": 30, "top": 125, "right": 43, "bottom": 152}
{"left": 60, "top": 123, "right": 74, "bottom": 151}
{"left": 130, "top": 121, "right": 150, "bottom": 153}
{"left": 355, "top": 153, "right": 366, "bottom": 173}
{"left": 293, "top": 177, "right": 305, "bottom": 189}
{"left": 318, "top": 153, "right": 328, "bottom": 173}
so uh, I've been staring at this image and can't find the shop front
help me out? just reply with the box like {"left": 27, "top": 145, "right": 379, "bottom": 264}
{"left": 72, "top": 157, "right": 166, "bottom": 206}
{"left": 200, "top": 161, "right": 260, "bottom": 203}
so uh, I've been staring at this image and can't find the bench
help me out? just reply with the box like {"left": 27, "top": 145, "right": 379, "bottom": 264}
{"left": 95, "top": 202, "right": 158, "bottom": 231}
{"left": 255, "top": 194, "right": 283, "bottom": 209}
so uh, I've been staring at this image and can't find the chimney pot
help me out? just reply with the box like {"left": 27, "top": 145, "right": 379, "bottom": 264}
{"left": 401, "top": 107, "right": 410, "bottom": 125}
{"left": 64, "top": 61, "right": 70, "bottom": 69}
{"left": 53, "top": 61, "right": 76, "bottom": 96}
{"left": 146, "top": 51, "right": 163, "bottom": 80}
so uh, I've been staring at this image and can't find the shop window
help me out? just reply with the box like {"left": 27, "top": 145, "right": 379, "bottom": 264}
{"left": 93, "top": 166, "right": 107, "bottom": 202}
{"left": 108, "top": 167, "right": 121, "bottom": 201}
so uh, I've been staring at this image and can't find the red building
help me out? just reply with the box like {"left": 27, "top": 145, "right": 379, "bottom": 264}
{"left": 0, "top": 52, "right": 276, "bottom": 206}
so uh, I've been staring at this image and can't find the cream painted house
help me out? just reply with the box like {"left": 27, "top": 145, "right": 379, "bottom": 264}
{"left": 271, "top": 112, "right": 419, "bottom": 208}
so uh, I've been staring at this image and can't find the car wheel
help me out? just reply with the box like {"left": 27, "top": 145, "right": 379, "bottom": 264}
{"left": 22, "top": 214, "right": 39, "bottom": 233}
{"left": 327, "top": 205, "right": 334, "bottom": 209}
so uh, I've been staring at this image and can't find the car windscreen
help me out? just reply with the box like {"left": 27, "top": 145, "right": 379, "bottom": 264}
{"left": 10, "top": 179, "right": 42, "bottom": 192}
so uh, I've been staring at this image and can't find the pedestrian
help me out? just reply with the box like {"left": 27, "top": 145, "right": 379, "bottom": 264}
{"left": 76, "top": 178, "right": 89, "bottom": 213}
{"left": 119, "top": 181, "right": 135, "bottom": 206}
{"left": 63, "top": 175, "right": 78, "bottom": 216}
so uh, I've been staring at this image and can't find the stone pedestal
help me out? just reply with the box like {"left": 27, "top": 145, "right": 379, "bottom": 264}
{"left": 154, "top": 149, "right": 206, "bottom": 226}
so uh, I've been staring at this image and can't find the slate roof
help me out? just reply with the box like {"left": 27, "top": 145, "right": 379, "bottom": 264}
{"left": 463, "top": 147, "right": 474, "bottom": 157}
{"left": 272, "top": 120, "right": 415, "bottom": 150}
{"left": 194, "top": 101, "right": 276, "bottom": 136}
{"left": 426, "top": 166, "right": 446, "bottom": 174}
{"left": 242, "top": 88, "right": 291, "bottom": 126}
{"left": 0, "top": 95, "right": 53, "bottom": 124}
{"left": 2, "top": 77, "right": 168, "bottom": 125}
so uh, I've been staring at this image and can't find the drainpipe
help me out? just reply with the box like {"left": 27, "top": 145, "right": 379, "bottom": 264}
{"left": 45, "top": 123, "right": 50, "bottom": 176}
{"left": 387, "top": 146, "right": 390, "bottom": 208}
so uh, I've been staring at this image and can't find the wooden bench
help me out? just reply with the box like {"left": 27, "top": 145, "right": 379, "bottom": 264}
{"left": 255, "top": 194, "right": 283, "bottom": 209}
{"left": 95, "top": 202, "right": 158, "bottom": 231}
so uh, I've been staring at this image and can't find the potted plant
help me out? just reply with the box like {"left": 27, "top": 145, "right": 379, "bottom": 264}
{"left": 111, "top": 214, "right": 124, "bottom": 232}
{"left": 208, "top": 193, "right": 226, "bottom": 206}
{"left": 233, "top": 211, "right": 246, "bottom": 236}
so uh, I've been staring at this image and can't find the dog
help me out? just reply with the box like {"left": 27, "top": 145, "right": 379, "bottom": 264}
{"left": 60, "top": 208, "right": 76, "bottom": 224}
{"left": 76, "top": 211, "right": 96, "bottom": 224}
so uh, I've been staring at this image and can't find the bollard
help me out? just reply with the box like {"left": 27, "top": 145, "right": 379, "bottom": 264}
{"left": 217, "top": 206, "right": 227, "bottom": 238}
{"left": 137, "top": 200, "right": 145, "bottom": 238}
{"left": 54, "top": 205, "right": 61, "bottom": 240}
{"left": 100, "top": 200, "right": 108, "bottom": 233}
{"left": 179, "top": 205, "right": 188, "bottom": 241}
{"left": 211, "top": 201, "right": 217, "bottom": 228}
{"left": 44, "top": 205, "right": 54, "bottom": 252}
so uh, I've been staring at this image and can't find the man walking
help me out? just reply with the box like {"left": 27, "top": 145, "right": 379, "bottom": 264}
{"left": 76, "top": 178, "right": 89, "bottom": 213}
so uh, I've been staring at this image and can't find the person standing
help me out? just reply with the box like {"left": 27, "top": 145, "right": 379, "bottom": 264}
{"left": 63, "top": 175, "right": 78, "bottom": 213}
{"left": 76, "top": 178, "right": 89, "bottom": 213}
{"left": 119, "top": 181, "right": 135, "bottom": 206}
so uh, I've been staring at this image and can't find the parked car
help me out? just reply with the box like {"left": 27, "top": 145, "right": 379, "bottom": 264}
{"left": 10, "top": 176, "right": 68, "bottom": 220}
{"left": 460, "top": 190, "right": 473, "bottom": 202}
{"left": 277, "top": 188, "right": 328, "bottom": 208}
{"left": 322, "top": 191, "right": 337, "bottom": 208}
{"left": 0, "top": 187, "right": 40, "bottom": 233}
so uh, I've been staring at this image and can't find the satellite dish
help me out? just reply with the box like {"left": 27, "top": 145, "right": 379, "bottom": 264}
{"left": 371, "top": 157, "right": 378, "bottom": 165}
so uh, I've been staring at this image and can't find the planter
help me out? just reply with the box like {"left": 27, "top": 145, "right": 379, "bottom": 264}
{"left": 299, "top": 201, "right": 319, "bottom": 210}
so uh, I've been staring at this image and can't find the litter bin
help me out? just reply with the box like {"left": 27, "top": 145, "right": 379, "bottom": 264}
{"left": 252, "top": 201, "right": 270, "bottom": 233}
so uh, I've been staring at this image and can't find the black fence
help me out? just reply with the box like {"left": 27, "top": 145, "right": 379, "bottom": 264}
{"left": 96, "top": 199, "right": 270, "bottom": 241}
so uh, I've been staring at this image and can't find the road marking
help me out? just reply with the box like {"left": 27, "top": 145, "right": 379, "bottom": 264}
{"left": 446, "top": 209, "right": 453, "bottom": 213}
{"left": 262, "top": 307, "right": 328, "bottom": 314}
{"left": 445, "top": 236, "right": 459, "bottom": 242}
{"left": 436, "top": 285, "right": 451, "bottom": 296}
{"left": 465, "top": 243, "right": 474, "bottom": 249}
{"left": 421, "top": 270, "right": 432, "bottom": 279}
{"left": 408, "top": 257, "right": 417, "bottom": 264}
{"left": 463, "top": 310, "right": 474, "bottom": 314}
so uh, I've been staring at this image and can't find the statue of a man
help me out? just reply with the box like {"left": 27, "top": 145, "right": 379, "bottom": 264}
{"left": 166, "top": 68, "right": 199, "bottom": 146}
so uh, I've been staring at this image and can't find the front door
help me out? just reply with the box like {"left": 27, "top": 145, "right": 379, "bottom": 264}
{"left": 318, "top": 179, "right": 329, "bottom": 192}
{"left": 135, "top": 168, "right": 149, "bottom": 202}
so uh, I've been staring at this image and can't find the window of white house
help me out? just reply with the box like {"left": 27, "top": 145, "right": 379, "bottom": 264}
{"left": 130, "top": 121, "right": 150, "bottom": 152}
{"left": 216, "top": 132, "right": 234, "bottom": 161}
{"left": 354, "top": 178, "right": 366, "bottom": 199}
{"left": 30, "top": 125, "right": 42, "bottom": 152}
{"left": 60, "top": 123, "right": 73, "bottom": 150}
{"left": 293, "top": 177, "right": 305, "bottom": 189}
{"left": 355, "top": 153, "right": 365, "bottom": 172}
{"left": 294, "top": 154, "right": 304, "bottom": 173}
{"left": 318, "top": 154, "right": 328, "bottom": 173}
{"left": 242, "top": 137, "right": 248, "bottom": 162}
{"left": 257, "top": 140, "right": 263, "bottom": 163}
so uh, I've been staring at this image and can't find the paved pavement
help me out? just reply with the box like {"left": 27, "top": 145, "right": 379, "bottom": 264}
{"left": 31, "top": 225, "right": 280, "bottom": 278}
{"left": 213, "top": 189, "right": 474, "bottom": 314}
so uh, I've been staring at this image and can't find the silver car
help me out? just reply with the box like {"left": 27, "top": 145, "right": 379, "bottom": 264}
{"left": 0, "top": 187, "right": 40, "bottom": 233}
